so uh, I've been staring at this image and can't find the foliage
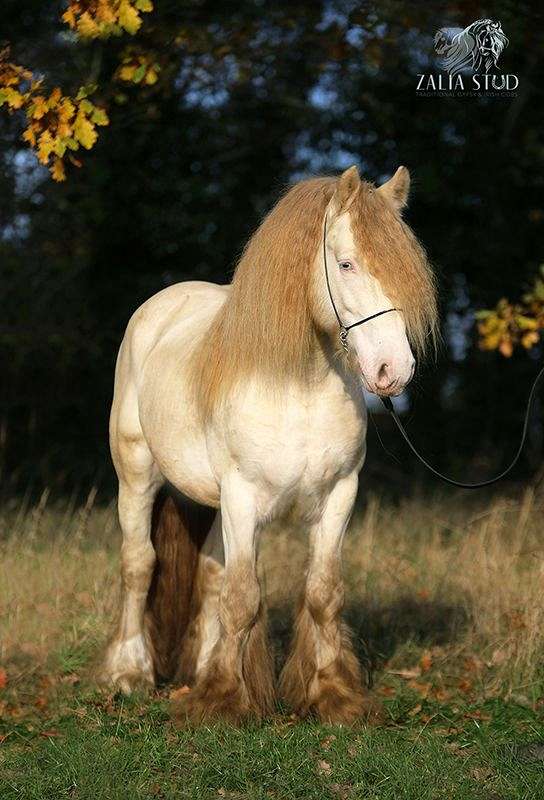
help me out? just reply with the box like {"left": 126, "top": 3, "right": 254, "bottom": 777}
{"left": 476, "top": 266, "right": 544, "bottom": 357}
{"left": 0, "top": 48, "right": 109, "bottom": 180}
{"left": 0, "top": 0, "right": 155, "bottom": 180}
{"left": 62, "top": 0, "right": 154, "bottom": 38}
{"left": 115, "top": 47, "right": 160, "bottom": 85}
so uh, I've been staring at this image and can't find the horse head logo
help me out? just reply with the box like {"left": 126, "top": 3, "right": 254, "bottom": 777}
{"left": 434, "top": 19, "right": 509, "bottom": 76}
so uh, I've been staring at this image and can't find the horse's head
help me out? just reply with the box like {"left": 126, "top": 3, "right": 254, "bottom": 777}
{"left": 318, "top": 165, "right": 437, "bottom": 397}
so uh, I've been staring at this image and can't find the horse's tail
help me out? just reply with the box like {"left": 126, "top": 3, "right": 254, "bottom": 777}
{"left": 145, "top": 488, "right": 215, "bottom": 682}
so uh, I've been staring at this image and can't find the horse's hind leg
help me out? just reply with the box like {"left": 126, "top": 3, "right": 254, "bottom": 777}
{"left": 174, "top": 511, "right": 225, "bottom": 685}
{"left": 99, "top": 432, "right": 162, "bottom": 693}
{"left": 279, "top": 475, "right": 376, "bottom": 725}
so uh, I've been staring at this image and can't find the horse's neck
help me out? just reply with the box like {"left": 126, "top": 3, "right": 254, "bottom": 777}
{"left": 297, "top": 330, "right": 357, "bottom": 404}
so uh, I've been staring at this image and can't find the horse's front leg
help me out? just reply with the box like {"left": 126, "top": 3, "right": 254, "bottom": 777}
{"left": 173, "top": 471, "right": 275, "bottom": 724}
{"left": 280, "top": 473, "right": 374, "bottom": 724}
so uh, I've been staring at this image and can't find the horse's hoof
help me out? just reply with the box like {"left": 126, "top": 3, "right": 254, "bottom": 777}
{"left": 97, "top": 666, "right": 155, "bottom": 695}
{"left": 98, "top": 636, "right": 155, "bottom": 694}
{"left": 171, "top": 684, "right": 260, "bottom": 727}
{"left": 312, "top": 691, "right": 384, "bottom": 726}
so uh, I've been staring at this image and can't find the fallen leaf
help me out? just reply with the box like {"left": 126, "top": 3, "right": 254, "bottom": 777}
{"left": 0, "top": 668, "right": 7, "bottom": 689}
{"left": 169, "top": 685, "right": 191, "bottom": 701}
{"left": 463, "top": 656, "right": 484, "bottom": 673}
{"left": 458, "top": 679, "right": 473, "bottom": 694}
{"left": 330, "top": 783, "right": 351, "bottom": 799}
{"left": 317, "top": 759, "right": 332, "bottom": 776}
{"left": 446, "top": 741, "right": 473, "bottom": 757}
{"left": 76, "top": 591, "right": 93, "bottom": 608}
{"left": 419, "top": 652, "right": 433, "bottom": 673}
{"left": 40, "top": 729, "right": 61, "bottom": 738}
{"left": 407, "top": 680, "right": 431, "bottom": 698}
{"left": 407, "top": 703, "right": 422, "bottom": 717}
{"left": 377, "top": 685, "right": 396, "bottom": 697}
{"left": 388, "top": 668, "right": 421, "bottom": 680}
{"left": 470, "top": 767, "right": 493, "bottom": 781}
{"left": 320, "top": 734, "right": 336, "bottom": 750}
{"left": 464, "top": 710, "right": 491, "bottom": 721}
{"left": 488, "top": 648, "right": 507, "bottom": 667}
{"left": 435, "top": 726, "right": 459, "bottom": 737}
{"left": 34, "top": 696, "right": 48, "bottom": 711}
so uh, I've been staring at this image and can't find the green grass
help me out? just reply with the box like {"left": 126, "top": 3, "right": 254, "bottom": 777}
{"left": 2, "top": 672, "right": 544, "bottom": 799}
{"left": 2, "top": 490, "right": 544, "bottom": 798}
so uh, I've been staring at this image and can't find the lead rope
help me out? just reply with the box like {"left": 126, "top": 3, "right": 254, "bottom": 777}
{"left": 379, "top": 369, "right": 544, "bottom": 489}
{"left": 322, "top": 214, "right": 544, "bottom": 489}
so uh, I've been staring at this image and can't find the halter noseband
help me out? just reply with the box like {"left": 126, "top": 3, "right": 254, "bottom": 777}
{"left": 322, "top": 215, "right": 398, "bottom": 351}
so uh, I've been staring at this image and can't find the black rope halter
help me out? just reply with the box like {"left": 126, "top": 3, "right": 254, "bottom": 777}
{"left": 322, "top": 215, "right": 398, "bottom": 351}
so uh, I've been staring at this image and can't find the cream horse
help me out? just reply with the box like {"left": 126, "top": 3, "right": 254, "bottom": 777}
{"left": 100, "top": 165, "right": 438, "bottom": 724}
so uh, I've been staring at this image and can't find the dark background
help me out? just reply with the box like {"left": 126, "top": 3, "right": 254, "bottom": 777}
{"left": 2, "top": 0, "right": 543, "bottom": 499}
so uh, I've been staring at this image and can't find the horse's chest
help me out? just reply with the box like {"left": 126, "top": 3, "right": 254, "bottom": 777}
{"left": 220, "top": 380, "right": 367, "bottom": 517}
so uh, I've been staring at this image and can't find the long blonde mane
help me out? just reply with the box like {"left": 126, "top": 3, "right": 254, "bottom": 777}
{"left": 191, "top": 174, "right": 437, "bottom": 416}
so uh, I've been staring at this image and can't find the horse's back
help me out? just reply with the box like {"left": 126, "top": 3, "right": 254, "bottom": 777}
{"left": 122, "top": 281, "right": 229, "bottom": 375}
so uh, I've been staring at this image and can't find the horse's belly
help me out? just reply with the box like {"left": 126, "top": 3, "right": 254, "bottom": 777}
{"left": 156, "top": 436, "right": 221, "bottom": 508}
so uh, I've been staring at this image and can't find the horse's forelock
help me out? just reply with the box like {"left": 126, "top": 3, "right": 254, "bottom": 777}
{"left": 349, "top": 185, "right": 438, "bottom": 359}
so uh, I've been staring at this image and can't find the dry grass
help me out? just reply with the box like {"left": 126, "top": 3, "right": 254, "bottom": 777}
{"left": 1, "top": 487, "right": 544, "bottom": 698}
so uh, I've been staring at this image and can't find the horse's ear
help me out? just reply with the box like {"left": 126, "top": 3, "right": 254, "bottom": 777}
{"left": 331, "top": 165, "right": 361, "bottom": 213}
{"left": 377, "top": 166, "right": 410, "bottom": 212}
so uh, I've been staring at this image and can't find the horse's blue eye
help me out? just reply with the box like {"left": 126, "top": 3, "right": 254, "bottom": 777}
{"left": 339, "top": 261, "right": 353, "bottom": 271}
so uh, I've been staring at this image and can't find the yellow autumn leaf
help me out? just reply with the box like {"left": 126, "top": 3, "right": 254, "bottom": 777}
{"left": 51, "top": 158, "right": 66, "bottom": 181}
{"left": 78, "top": 98, "right": 94, "bottom": 114}
{"left": 2, "top": 87, "right": 25, "bottom": 109}
{"left": 48, "top": 87, "right": 62, "bottom": 108}
{"left": 77, "top": 11, "right": 101, "bottom": 38}
{"left": 73, "top": 112, "right": 97, "bottom": 149}
{"left": 118, "top": 64, "right": 136, "bottom": 81}
{"left": 118, "top": 0, "right": 142, "bottom": 35}
{"left": 91, "top": 106, "right": 109, "bottom": 126}
{"left": 62, "top": 7, "right": 77, "bottom": 28}
{"left": 499, "top": 339, "right": 513, "bottom": 358}
{"left": 515, "top": 315, "right": 538, "bottom": 331}
{"left": 135, "top": 0, "right": 153, "bottom": 10}
{"left": 521, "top": 331, "right": 539, "bottom": 349}
{"left": 31, "top": 95, "right": 48, "bottom": 119}
{"left": 58, "top": 96, "right": 75, "bottom": 120}
{"left": 145, "top": 67, "right": 159, "bottom": 84}
{"left": 22, "top": 126, "right": 37, "bottom": 147}
{"left": 53, "top": 137, "right": 67, "bottom": 157}
{"left": 96, "top": 0, "right": 117, "bottom": 24}
{"left": 37, "top": 129, "right": 55, "bottom": 163}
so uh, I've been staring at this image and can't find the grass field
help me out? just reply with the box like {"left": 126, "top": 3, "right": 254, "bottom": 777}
{"left": 1, "top": 486, "right": 544, "bottom": 799}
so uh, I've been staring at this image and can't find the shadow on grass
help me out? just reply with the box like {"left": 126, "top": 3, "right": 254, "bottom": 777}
{"left": 269, "top": 596, "right": 468, "bottom": 684}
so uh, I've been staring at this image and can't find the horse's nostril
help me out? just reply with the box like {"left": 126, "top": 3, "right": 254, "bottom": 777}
{"left": 377, "top": 363, "right": 390, "bottom": 384}
{"left": 376, "top": 363, "right": 395, "bottom": 389}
